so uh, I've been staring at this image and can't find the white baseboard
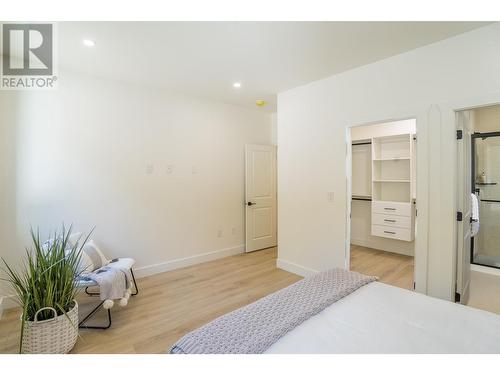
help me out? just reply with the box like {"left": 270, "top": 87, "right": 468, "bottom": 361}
{"left": 471, "top": 264, "right": 500, "bottom": 277}
{"left": 276, "top": 258, "right": 318, "bottom": 277}
{"left": 134, "top": 244, "right": 245, "bottom": 279}
{"left": 351, "top": 238, "right": 414, "bottom": 257}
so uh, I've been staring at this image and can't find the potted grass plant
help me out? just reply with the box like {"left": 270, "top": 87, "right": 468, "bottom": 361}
{"left": 1, "top": 225, "right": 90, "bottom": 354}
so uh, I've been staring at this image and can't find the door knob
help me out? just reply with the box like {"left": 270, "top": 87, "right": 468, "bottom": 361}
{"left": 247, "top": 202, "right": 256, "bottom": 206}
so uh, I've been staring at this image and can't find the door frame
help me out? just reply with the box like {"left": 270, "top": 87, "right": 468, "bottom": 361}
{"left": 244, "top": 144, "right": 278, "bottom": 252}
{"left": 450, "top": 96, "right": 500, "bottom": 300}
{"left": 345, "top": 116, "right": 420, "bottom": 290}
{"left": 455, "top": 110, "right": 473, "bottom": 304}
{"left": 470, "top": 131, "right": 500, "bottom": 270}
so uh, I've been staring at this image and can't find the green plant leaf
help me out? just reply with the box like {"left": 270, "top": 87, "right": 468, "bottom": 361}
{"left": 1, "top": 224, "right": 91, "bottom": 350}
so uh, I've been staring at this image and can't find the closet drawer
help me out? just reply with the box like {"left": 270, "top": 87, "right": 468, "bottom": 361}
{"left": 372, "top": 201, "right": 411, "bottom": 217}
{"left": 371, "top": 224, "right": 411, "bottom": 241}
{"left": 372, "top": 213, "right": 411, "bottom": 229}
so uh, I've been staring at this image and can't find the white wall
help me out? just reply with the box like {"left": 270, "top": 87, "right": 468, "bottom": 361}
{"left": 0, "top": 92, "right": 21, "bottom": 307}
{"left": 350, "top": 120, "right": 416, "bottom": 256}
{"left": 270, "top": 113, "right": 278, "bottom": 145}
{"left": 0, "top": 71, "right": 272, "bottom": 302}
{"left": 473, "top": 105, "right": 500, "bottom": 133}
{"left": 277, "top": 23, "right": 500, "bottom": 300}
{"left": 351, "top": 119, "right": 416, "bottom": 140}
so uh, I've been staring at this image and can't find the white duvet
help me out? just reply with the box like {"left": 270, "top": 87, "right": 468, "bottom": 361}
{"left": 266, "top": 282, "right": 500, "bottom": 353}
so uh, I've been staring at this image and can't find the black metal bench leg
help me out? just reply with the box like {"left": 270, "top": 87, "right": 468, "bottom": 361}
{"left": 130, "top": 268, "right": 139, "bottom": 296}
{"left": 78, "top": 267, "right": 137, "bottom": 329}
{"left": 79, "top": 300, "right": 112, "bottom": 329}
{"left": 84, "top": 286, "right": 100, "bottom": 297}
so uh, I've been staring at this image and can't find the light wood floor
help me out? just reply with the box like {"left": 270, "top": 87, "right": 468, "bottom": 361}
{"left": 0, "top": 247, "right": 301, "bottom": 354}
{"left": 350, "top": 245, "right": 414, "bottom": 290}
{"left": 0, "top": 245, "right": 413, "bottom": 354}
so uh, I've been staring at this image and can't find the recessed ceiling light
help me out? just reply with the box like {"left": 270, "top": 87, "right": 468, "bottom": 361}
{"left": 83, "top": 39, "right": 95, "bottom": 47}
{"left": 233, "top": 82, "right": 241, "bottom": 88}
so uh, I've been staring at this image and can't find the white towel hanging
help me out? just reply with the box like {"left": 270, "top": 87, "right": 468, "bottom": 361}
{"left": 471, "top": 193, "right": 480, "bottom": 237}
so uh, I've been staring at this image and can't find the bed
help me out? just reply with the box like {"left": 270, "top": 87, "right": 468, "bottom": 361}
{"left": 170, "top": 269, "right": 500, "bottom": 354}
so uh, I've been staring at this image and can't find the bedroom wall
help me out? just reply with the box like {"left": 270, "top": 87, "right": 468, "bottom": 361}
{"left": 0, "top": 92, "right": 22, "bottom": 308}
{"left": 0, "top": 71, "right": 272, "bottom": 305}
{"left": 277, "top": 23, "right": 500, "bottom": 301}
{"left": 270, "top": 113, "right": 278, "bottom": 145}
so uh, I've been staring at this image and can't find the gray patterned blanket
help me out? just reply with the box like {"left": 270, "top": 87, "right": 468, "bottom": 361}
{"left": 170, "top": 268, "right": 376, "bottom": 354}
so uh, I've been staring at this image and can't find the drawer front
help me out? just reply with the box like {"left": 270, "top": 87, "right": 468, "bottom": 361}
{"left": 372, "top": 213, "right": 411, "bottom": 229}
{"left": 372, "top": 201, "right": 411, "bottom": 217}
{"left": 371, "top": 224, "right": 411, "bottom": 241}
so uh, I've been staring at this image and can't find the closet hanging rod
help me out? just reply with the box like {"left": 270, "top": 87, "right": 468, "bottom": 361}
{"left": 352, "top": 197, "right": 372, "bottom": 201}
{"left": 352, "top": 141, "right": 372, "bottom": 146}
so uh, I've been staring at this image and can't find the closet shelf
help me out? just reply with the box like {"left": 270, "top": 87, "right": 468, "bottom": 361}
{"left": 373, "top": 157, "right": 410, "bottom": 161}
{"left": 352, "top": 195, "right": 372, "bottom": 201}
{"left": 370, "top": 132, "right": 415, "bottom": 242}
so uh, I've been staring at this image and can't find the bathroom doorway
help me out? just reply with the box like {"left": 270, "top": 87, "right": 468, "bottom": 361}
{"left": 456, "top": 103, "right": 500, "bottom": 309}
{"left": 471, "top": 131, "right": 500, "bottom": 269}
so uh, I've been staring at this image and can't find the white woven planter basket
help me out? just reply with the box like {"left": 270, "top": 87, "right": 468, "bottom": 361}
{"left": 21, "top": 301, "right": 79, "bottom": 354}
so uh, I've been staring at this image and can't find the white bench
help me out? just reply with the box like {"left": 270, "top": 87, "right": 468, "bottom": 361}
{"left": 69, "top": 234, "right": 139, "bottom": 329}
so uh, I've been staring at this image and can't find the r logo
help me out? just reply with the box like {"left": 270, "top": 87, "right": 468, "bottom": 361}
{"left": 2, "top": 23, "right": 53, "bottom": 76}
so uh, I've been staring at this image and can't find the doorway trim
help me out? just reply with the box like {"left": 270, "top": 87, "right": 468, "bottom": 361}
{"left": 345, "top": 116, "right": 420, "bottom": 291}
{"left": 244, "top": 144, "right": 278, "bottom": 252}
{"left": 451, "top": 96, "right": 500, "bottom": 300}
{"left": 470, "top": 131, "right": 500, "bottom": 270}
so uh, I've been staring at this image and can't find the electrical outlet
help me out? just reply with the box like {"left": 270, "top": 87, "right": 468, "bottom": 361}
{"left": 166, "top": 165, "right": 173, "bottom": 174}
{"left": 217, "top": 229, "right": 223, "bottom": 238}
{"left": 192, "top": 166, "right": 198, "bottom": 174}
{"left": 231, "top": 227, "right": 236, "bottom": 235}
{"left": 146, "top": 164, "right": 154, "bottom": 174}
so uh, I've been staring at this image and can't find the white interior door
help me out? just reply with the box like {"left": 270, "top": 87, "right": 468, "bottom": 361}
{"left": 245, "top": 144, "right": 277, "bottom": 252}
{"left": 456, "top": 110, "right": 473, "bottom": 304}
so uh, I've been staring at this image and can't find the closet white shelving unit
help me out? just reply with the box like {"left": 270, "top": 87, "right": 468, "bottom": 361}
{"left": 371, "top": 133, "right": 415, "bottom": 241}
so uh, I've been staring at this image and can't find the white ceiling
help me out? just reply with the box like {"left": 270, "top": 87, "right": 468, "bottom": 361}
{"left": 59, "top": 22, "right": 491, "bottom": 112}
